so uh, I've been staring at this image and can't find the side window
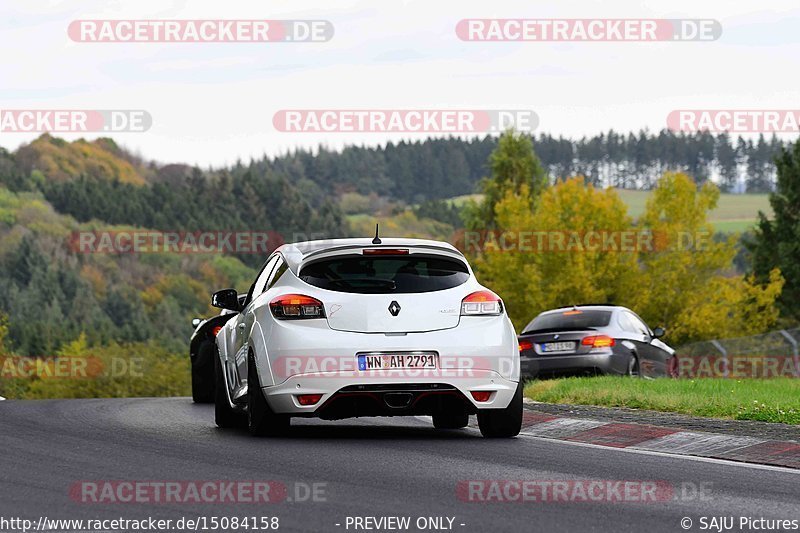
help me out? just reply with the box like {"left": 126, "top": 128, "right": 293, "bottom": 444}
{"left": 617, "top": 312, "right": 636, "bottom": 333}
{"left": 625, "top": 311, "right": 650, "bottom": 336}
{"left": 251, "top": 255, "right": 280, "bottom": 299}
{"left": 265, "top": 257, "right": 288, "bottom": 291}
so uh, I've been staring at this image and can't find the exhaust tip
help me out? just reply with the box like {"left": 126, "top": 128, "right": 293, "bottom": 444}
{"left": 384, "top": 392, "right": 413, "bottom": 408}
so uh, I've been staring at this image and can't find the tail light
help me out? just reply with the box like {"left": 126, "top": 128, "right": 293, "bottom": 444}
{"left": 519, "top": 340, "right": 533, "bottom": 352}
{"left": 581, "top": 335, "right": 615, "bottom": 348}
{"left": 460, "top": 291, "right": 503, "bottom": 316}
{"left": 270, "top": 294, "right": 326, "bottom": 320}
{"left": 297, "top": 394, "right": 323, "bottom": 406}
{"left": 211, "top": 326, "right": 223, "bottom": 337}
{"left": 470, "top": 391, "right": 492, "bottom": 402}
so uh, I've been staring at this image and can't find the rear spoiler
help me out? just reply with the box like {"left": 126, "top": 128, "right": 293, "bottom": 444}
{"left": 302, "top": 243, "right": 465, "bottom": 262}
{"left": 295, "top": 244, "right": 469, "bottom": 275}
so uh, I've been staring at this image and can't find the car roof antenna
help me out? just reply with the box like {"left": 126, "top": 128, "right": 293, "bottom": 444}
{"left": 372, "top": 224, "right": 382, "bottom": 245}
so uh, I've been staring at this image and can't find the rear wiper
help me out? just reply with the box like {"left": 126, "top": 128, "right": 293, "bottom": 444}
{"left": 329, "top": 278, "right": 396, "bottom": 290}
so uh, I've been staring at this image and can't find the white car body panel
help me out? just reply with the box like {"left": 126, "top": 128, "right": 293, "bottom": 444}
{"left": 216, "top": 238, "right": 519, "bottom": 417}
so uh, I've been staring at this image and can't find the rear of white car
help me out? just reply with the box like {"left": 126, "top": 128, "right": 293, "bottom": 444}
{"left": 214, "top": 238, "right": 522, "bottom": 438}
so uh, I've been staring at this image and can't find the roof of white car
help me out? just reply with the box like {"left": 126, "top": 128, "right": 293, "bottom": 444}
{"left": 277, "top": 238, "right": 463, "bottom": 272}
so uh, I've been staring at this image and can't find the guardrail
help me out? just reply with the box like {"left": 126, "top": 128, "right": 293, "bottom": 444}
{"left": 675, "top": 328, "right": 800, "bottom": 378}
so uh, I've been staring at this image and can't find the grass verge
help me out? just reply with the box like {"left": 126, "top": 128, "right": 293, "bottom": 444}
{"left": 523, "top": 377, "right": 800, "bottom": 425}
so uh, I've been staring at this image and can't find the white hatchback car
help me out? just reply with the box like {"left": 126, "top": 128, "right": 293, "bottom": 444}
{"left": 212, "top": 237, "right": 522, "bottom": 438}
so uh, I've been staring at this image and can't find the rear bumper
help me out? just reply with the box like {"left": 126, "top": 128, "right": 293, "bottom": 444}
{"left": 251, "top": 313, "right": 519, "bottom": 417}
{"left": 520, "top": 350, "right": 623, "bottom": 377}
{"left": 261, "top": 370, "right": 518, "bottom": 416}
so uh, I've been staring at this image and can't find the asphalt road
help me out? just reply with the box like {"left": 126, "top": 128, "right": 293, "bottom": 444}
{"left": 1, "top": 398, "right": 798, "bottom": 533}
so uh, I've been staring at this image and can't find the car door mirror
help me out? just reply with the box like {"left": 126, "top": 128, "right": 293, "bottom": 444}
{"left": 211, "top": 289, "right": 241, "bottom": 312}
{"left": 652, "top": 326, "right": 666, "bottom": 339}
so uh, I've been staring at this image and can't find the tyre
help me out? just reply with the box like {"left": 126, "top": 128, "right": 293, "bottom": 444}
{"left": 477, "top": 383, "right": 522, "bottom": 438}
{"left": 432, "top": 412, "right": 469, "bottom": 429}
{"left": 626, "top": 354, "right": 640, "bottom": 377}
{"left": 214, "top": 350, "right": 245, "bottom": 428}
{"left": 247, "top": 352, "right": 290, "bottom": 437}
{"left": 191, "top": 339, "right": 215, "bottom": 403}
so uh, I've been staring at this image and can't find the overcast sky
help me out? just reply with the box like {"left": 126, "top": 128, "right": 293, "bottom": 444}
{"left": 1, "top": 0, "right": 798, "bottom": 167}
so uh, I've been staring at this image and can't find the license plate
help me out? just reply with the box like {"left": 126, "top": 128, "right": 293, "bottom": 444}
{"left": 357, "top": 353, "right": 437, "bottom": 370}
{"left": 541, "top": 341, "right": 576, "bottom": 353}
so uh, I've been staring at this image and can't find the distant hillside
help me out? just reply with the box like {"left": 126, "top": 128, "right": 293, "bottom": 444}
{"left": 0, "top": 187, "right": 256, "bottom": 355}
{"left": 15, "top": 135, "right": 149, "bottom": 185}
{"left": 1, "top": 135, "right": 349, "bottom": 271}
{"left": 0, "top": 134, "right": 349, "bottom": 356}
{"left": 255, "top": 130, "right": 789, "bottom": 202}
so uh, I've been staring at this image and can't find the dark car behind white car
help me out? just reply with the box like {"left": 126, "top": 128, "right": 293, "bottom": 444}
{"left": 518, "top": 305, "right": 677, "bottom": 379}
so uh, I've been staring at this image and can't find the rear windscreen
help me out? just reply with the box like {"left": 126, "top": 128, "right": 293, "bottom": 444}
{"left": 524, "top": 310, "right": 612, "bottom": 332}
{"left": 299, "top": 255, "right": 470, "bottom": 294}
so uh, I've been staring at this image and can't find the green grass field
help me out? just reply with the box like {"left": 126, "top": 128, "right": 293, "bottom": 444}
{"left": 524, "top": 377, "right": 800, "bottom": 424}
{"left": 443, "top": 190, "right": 771, "bottom": 233}
{"left": 615, "top": 189, "right": 771, "bottom": 232}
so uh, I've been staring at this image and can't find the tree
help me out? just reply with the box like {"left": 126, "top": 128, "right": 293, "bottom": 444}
{"left": 631, "top": 172, "right": 783, "bottom": 343}
{"left": 474, "top": 178, "right": 638, "bottom": 330}
{"left": 749, "top": 140, "right": 800, "bottom": 319}
{"left": 464, "top": 130, "right": 547, "bottom": 230}
{"left": 471, "top": 172, "right": 783, "bottom": 345}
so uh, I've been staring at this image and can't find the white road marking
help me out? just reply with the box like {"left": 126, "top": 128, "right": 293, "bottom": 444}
{"left": 518, "top": 433, "right": 800, "bottom": 474}
{"left": 425, "top": 414, "right": 797, "bottom": 473}
{"left": 522, "top": 417, "right": 609, "bottom": 438}
{"left": 633, "top": 431, "right": 766, "bottom": 455}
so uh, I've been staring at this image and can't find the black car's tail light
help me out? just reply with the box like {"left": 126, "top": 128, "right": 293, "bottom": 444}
{"left": 269, "top": 294, "right": 326, "bottom": 319}
{"left": 581, "top": 335, "right": 615, "bottom": 348}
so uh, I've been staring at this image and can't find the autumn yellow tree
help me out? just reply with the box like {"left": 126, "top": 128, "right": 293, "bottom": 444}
{"left": 475, "top": 177, "right": 639, "bottom": 331}
{"left": 630, "top": 172, "right": 783, "bottom": 344}
{"left": 472, "top": 172, "right": 784, "bottom": 345}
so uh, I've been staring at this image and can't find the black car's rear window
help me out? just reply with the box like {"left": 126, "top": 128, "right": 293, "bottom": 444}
{"left": 524, "top": 310, "right": 612, "bottom": 332}
{"left": 299, "top": 255, "right": 469, "bottom": 294}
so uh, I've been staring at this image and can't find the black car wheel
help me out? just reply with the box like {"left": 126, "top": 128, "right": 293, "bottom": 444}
{"left": 191, "top": 338, "right": 216, "bottom": 403}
